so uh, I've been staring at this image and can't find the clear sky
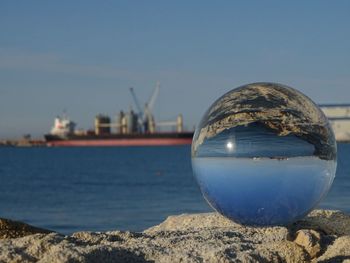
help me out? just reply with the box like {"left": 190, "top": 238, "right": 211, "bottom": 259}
{"left": 0, "top": 1, "right": 349, "bottom": 138}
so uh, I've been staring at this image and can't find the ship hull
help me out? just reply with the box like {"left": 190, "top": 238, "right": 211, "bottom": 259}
{"left": 45, "top": 132, "right": 193, "bottom": 147}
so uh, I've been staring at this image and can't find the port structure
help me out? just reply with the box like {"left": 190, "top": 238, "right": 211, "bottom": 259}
{"left": 128, "top": 81, "right": 183, "bottom": 133}
{"left": 129, "top": 81, "right": 160, "bottom": 133}
{"left": 320, "top": 104, "right": 350, "bottom": 142}
{"left": 93, "top": 82, "right": 184, "bottom": 135}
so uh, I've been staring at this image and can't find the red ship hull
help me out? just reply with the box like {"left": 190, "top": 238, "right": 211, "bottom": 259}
{"left": 45, "top": 132, "right": 194, "bottom": 147}
{"left": 47, "top": 138, "right": 192, "bottom": 147}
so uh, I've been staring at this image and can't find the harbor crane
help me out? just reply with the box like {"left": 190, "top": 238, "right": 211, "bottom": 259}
{"left": 129, "top": 81, "right": 160, "bottom": 133}
{"left": 95, "top": 81, "right": 183, "bottom": 135}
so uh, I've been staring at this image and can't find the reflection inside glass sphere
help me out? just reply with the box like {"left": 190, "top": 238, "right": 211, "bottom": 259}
{"left": 191, "top": 82, "right": 337, "bottom": 226}
{"left": 226, "top": 141, "right": 235, "bottom": 152}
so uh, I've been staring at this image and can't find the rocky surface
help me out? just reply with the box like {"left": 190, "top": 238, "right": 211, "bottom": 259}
{"left": 0, "top": 218, "right": 53, "bottom": 239}
{"left": 192, "top": 83, "right": 336, "bottom": 160}
{"left": 0, "top": 210, "right": 349, "bottom": 262}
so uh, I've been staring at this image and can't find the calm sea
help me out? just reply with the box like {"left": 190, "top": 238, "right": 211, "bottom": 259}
{"left": 0, "top": 144, "right": 349, "bottom": 234}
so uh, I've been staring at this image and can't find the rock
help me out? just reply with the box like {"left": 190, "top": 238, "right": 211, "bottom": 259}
{"left": 255, "top": 240, "right": 308, "bottom": 263}
{"left": 0, "top": 218, "right": 53, "bottom": 239}
{"left": 294, "top": 229, "right": 321, "bottom": 258}
{"left": 0, "top": 210, "right": 349, "bottom": 262}
{"left": 304, "top": 209, "right": 350, "bottom": 235}
{"left": 145, "top": 212, "right": 241, "bottom": 232}
{"left": 316, "top": 236, "right": 350, "bottom": 262}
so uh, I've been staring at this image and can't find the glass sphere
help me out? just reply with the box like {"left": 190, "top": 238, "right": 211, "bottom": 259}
{"left": 192, "top": 82, "right": 337, "bottom": 226}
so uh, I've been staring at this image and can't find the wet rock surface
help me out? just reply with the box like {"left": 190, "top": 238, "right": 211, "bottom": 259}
{"left": 192, "top": 83, "right": 336, "bottom": 160}
{"left": 0, "top": 210, "right": 349, "bottom": 262}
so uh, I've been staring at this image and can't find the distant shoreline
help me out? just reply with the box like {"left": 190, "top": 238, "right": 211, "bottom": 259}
{"left": 1, "top": 139, "right": 350, "bottom": 148}
{"left": 0, "top": 139, "right": 46, "bottom": 147}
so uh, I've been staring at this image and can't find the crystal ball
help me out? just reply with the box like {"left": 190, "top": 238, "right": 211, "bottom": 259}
{"left": 191, "top": 82, "right": 337, "bottom": 226}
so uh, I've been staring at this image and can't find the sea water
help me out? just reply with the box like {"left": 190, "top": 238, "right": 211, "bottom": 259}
{"left": 192, "top": 156, "right": 336, "bottom": 225}
{"left": 0, "top": 144, "right": 348, "bottom": 234}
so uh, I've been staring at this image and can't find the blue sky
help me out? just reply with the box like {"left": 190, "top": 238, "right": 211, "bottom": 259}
{"left": 0, "top": 1, "right": 349, "bottom": 138}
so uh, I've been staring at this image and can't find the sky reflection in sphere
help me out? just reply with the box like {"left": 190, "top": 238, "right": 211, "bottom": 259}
{"left": 191, "top": 83, "right": 337, "bottom": 226}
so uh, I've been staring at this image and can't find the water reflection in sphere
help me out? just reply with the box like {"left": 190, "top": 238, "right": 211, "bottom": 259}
{"left": 191, "top": 83, "right": 337, "bottom": 226}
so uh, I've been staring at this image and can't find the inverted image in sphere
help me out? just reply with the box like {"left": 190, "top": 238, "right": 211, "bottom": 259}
{"left": 191, "top": 82, "right": 337, "bottom": 226}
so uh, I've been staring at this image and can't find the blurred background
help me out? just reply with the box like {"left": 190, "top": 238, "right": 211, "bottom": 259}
{"left": 0, "top": 1, "right": 349, "bottom": 138}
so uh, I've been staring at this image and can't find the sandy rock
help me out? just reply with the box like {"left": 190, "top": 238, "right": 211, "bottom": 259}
{"left": 255, "top": 240, "right": 308, "bottom": 263}
{"left": 314, "top": 236, "right": 350, "bottom": 263}
{"left": 304, "top": 209, "right": 350, "bottom": 235}
{"left": 0, "top": 210, "right": 349, "bottom": 262}
{"left": 0, "top": 218, "right": 53, "bottom": 239}
{"left": 294, "top": 229, "right": 321, "bottom": 258}
{"left": 145, "top": 212, "right": 240, "bottom": 232}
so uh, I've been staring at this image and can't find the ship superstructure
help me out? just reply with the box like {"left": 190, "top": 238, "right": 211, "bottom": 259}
{"left": 50, "top": 115, "right": 76, "bottom": 138}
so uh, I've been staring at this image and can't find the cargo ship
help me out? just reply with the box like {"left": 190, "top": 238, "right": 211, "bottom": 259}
{"left": 44, "top": 114, "right": 193, "bottom": 147}
{"left": 45, "top": 83, "right": 194, "bottom": 147}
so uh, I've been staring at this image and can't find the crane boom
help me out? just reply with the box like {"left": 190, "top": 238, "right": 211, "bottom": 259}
{"left": 129, "top": 82, "right": 161, "bottom": 133}
{"left": 147, "top": 81, "right": 160, "bottom": 111}
{"left": 129, "top": 87, "right": 143, "bottom": 117}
